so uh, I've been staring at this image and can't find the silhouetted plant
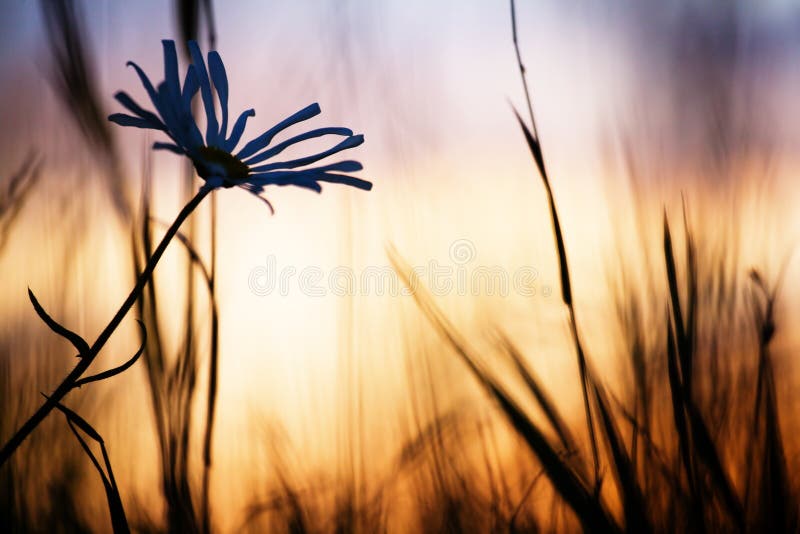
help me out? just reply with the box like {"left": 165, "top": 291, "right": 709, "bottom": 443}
{"left": 0, "top": 39, "right": 371, "bottom": 520}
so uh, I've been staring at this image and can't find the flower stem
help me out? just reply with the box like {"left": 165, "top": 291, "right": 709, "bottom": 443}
{"left": 0, "top": 185, "right": 213, "bottom": 467}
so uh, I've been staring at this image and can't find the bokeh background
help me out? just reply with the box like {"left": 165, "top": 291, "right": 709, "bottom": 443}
{"left": 1, "top": 1, "right": 800, "bottom": 532}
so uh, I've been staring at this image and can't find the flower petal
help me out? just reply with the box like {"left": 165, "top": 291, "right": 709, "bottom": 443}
{"left": 155, "top": 83, "right": 180, "bottom": 139}
{"left": 310, "top": 160, "right": 364, "bottom": 173}
{"left": 237, "top": 185, "right": 276, "bottom": 213}
{"left": 240, "top": 182, "right": 264, "bottom": 194}
{"left": 223, "top": 109, "right": 255, "bottom": 152}
{"left": 113, "top": 92, "right": 166, "bottom": 130}
{"left": 188, "top": 40, "right": 219, "bottom": 147}
{"left": 156, "top": 81, "right": 203, "bottom": 150}
{"left": 249, "top": 134, "right": 364, "bottom": 172}
{"left": 249, "top": 174, "right": 323, "bottom": 193}
{"left": 248, "top": 162, "right": 368, "bottom": 191}
{"left": 162, "top": 40, "right": 181, "bottom": 102}
{"left": 247, "top": 170, "right": 316, "bottom": 187}
{"left": 315, "top": 172, "right": 372, "bottom": 191}
{"left": 126, "top": 61, "right": 161, "bottom": 113}
{"left": 256, "top": 161, "right": 362, "bottom": 176}
{"left": 291, "top": 180, "right": 323, "bottom": 193}
{"left": 244, "top": 127, "right": 353, "bottom": 165}
{"left": 153, "top": 142, "right": 184, "bottom": 154}
{"left": 108, "top": 113, "right": 162, "bottom": 130}
{"left": 208, "top": 51, "right": 229, "bottom": 140}
{"left": 182, "top": 65, "right": 200, "bottom": 111}
{"left": 236, "top": 103, "right": 321, "bottom": 160}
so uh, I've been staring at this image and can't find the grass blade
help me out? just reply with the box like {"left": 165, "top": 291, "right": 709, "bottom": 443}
{"left": 663, "top": 214, "right": 691, "bottom": 392}
{"left": 512, "top": 108, "right": 570, "bottom": 307}
{"left": 592, "top": 382, "right": 651, "bottom": 533}
{"left": 684, "top": 403, "right": 744, "bottom": 527}
{"left": 28, "top": 288, "right": 90, "bottom": 356}
{"left": 496, "top": 331, "right": 579, "bottom": 455}
{"left": 52, "top": 400, "right": 130, "bottom": 534}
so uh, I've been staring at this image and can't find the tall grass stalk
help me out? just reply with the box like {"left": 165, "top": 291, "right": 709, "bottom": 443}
{"left": 510, "top": 0, "right": 600, "bottom": 486}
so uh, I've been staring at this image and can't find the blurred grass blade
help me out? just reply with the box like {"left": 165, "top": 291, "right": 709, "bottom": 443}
{"left": 747, "top": 272, "right": 795, "bottom": 531}
{"left": 135, "top": 150, "right": 202, "bottom": 532}
{"left": 758, "top": 364, "right": 794, "bottom": 531}
{"left": 152, "top": 219, "right": 212, "bottom": 286}
{"left": 393, "top": 411, "right": 459, "bottom": 469}
{"left": 663, "top": 213, "right": 691, "bottom": 391}
{"left": 176, "top": 0, "right": 217, "bottom": 53}
{"left": 610, "top": 395, "right": 685, "bottom": 495}
{"left": 681, "top": 199, "right": 697, "bottom": 392}
{"left": 665, "top": 213, "right": 743, "bottom": 528}
{"left": 39, "top": 0, "right": 130, "bottom": 217}
{"left": 592, "top": 382, "right": 651, "bottom": 533}
{"left": 176, "top": 0, "right": 200, "bottom": 50}
{"left": 496, "top": 331, "right": 579, "bottom": 454}
{"left": 39, "top": 0, "right": 111, "bottom": 152}
{"left": 156, "top": 216, "right": 221, "bottom": 534}
{"left": 684, "top": 403, "right": 744, "bottom": 527}
{"left": 667, "top": 318, "right": 697, "bottom": 506}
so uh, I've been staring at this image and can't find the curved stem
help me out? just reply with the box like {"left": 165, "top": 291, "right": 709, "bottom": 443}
{"left": 0, "top": 185, "right": 213, "bottom": 467}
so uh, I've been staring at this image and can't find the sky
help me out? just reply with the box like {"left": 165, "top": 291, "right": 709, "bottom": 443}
{"left": 2, "top": 0, "right": 800, "bottom": 527}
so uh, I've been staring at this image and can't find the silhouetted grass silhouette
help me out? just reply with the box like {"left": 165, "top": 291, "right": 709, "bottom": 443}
{"left": 510, "top": 0, "right": 601, "bottom": 490}
{"left": 381, "top": 2, "right": 799, "bottom": 531}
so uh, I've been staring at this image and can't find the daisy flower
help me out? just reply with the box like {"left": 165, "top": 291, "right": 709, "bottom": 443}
{"left": 0, "top": 39, "right": 376, "bottom": 473}
{"left": 109, "top": 40, "right": 371, "bottom": 203}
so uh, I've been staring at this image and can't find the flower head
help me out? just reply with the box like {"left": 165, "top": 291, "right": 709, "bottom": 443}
{"left": 109, "top": 40, "right": 371, "bottom": 204}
